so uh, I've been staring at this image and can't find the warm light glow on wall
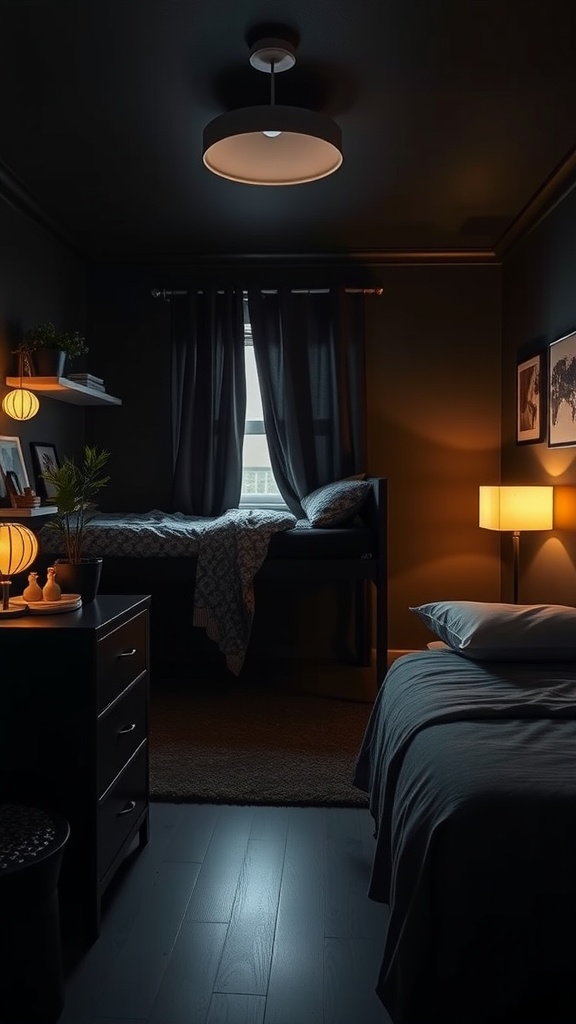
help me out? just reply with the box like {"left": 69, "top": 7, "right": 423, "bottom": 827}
{"left": 479, "top": 486, "right": 554, "bottom": 532}
{"left": 2, "top": 388, "right": 40, "bottom": 421}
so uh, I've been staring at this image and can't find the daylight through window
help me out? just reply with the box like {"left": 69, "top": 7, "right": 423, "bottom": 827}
{"left": 241, "top": 310, "right": 284, "bottom": 507}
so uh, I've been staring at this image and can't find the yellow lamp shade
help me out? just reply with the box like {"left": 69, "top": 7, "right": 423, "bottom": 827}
{"left": 0, "top": 523, "right": 39, "bottom": 576}
{"left": 2, "top": 388, "right": 40, "bottom": 421}
{"left": 479, "top": 486, "right": 554, "bottom": 532}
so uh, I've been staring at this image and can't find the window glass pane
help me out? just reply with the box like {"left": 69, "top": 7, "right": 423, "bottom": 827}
{"left": 241, "top": 435, "right": 280, "bottom": 497}
{"left": 241, "top": 315, "right": 282, "bottom": 502}
{"left": 245, "top": 344, "right": 263, "bottom": 420}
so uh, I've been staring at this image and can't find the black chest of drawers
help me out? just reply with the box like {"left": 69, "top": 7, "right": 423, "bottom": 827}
{"left": 0, "top": 594, "right": 151, "bottom": 940}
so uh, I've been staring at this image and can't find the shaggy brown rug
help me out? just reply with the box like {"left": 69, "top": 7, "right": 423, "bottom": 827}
{"left": 148, "top": 685, "right": 372, "bottom": 806}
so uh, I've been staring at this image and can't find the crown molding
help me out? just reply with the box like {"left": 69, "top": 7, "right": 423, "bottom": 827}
{"left": 0, "top": 158, "right": 84, "bottom": 258}
{"left": 494, "top": 145, "right": 576, "bottom": 258}
{"left": 104, "top": 247, "right": 500, "bottom": 267}
{"left": 342, "top": 249, "right": 499, "bottom": 266}
{"left": 7, "top": 137, "right": 573, "bottom": 269}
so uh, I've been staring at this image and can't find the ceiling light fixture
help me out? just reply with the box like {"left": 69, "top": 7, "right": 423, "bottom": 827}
{"left": 203, "top": 36, "right": 343, "bottom": 186}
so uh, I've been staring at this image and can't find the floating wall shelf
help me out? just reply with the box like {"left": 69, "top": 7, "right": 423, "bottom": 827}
{"left": 5, "top": 377, "right": 122, "bottom": 406}
{"left": 0, "top": 506, "right": 57, "bottom": 518}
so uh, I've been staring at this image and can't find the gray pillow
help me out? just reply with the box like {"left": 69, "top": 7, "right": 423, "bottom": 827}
{"left": 411, "top": 600, "right": 576, "bottom": 661}
{"left": 301, "top": 478, "right": 371, "bottom": 527}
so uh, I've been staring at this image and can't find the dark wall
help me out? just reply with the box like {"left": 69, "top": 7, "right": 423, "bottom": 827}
{"left": 0, "top": 195, "right": 503, "bottom": 655}
{"left": 85, "top": 265, "right": 172, "bottom": 511}
{"left": 501, "top": 185, "right": 576, "bottom": 606}
{"left": 365, "top": 264, "right": 502, "bottom": 650}
{"left": 87, "top": 260, "right": 502, "bottom": 652}
{"left": 0, "top": 198, "right": 87, "bottom": 486}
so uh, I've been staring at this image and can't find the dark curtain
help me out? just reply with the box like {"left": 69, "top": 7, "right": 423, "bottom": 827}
{"left": 247, "top": 287, "right": 367, "bottom": 515}
{"left": 170, "top": 288, "right": 246, "bottom": 516}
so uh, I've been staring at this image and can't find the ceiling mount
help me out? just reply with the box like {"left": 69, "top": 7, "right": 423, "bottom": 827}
{"left": 202, "top": 33, "right": 343, "bottom": 186}
{"left": 248, "top": 38, "right": 295, "bottom": 74}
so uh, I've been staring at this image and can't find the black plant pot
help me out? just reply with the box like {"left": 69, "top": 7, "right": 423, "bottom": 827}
{"left": 53, "top": 558, "right": 103, "bottom": 605}
{"left": 31, "top": 348, "right": 66, "bottom": 377}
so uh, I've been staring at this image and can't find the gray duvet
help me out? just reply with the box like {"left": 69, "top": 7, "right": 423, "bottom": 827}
{"left": 354, "top": 650, "right": 576, "bottom": 1023}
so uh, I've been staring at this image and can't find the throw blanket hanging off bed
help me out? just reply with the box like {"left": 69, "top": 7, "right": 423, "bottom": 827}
{"left": 191, "top": 508, "right": 296, "bottom": 673}
{"left": 40, "top": 508, "right": 296, "bottom": 674}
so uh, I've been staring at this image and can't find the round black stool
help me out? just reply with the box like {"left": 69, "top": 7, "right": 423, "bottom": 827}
{"left": 0, "top": 803, "right": 70, "bottom": 1024}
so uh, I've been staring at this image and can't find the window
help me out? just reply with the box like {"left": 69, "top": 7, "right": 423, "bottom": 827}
{"left": 240, "top": 309, "right": 285, "bottom": 508}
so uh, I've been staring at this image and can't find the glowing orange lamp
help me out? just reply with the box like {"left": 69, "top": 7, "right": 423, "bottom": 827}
{"left": 0, "top": 522, "right": 39, "bottom": 616}
{"left": 479, "top": 485, "right": 553, "bottom": 603}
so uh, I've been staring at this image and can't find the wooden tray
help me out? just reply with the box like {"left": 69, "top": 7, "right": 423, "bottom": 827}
{"left": 11, "top": 594, "right": 83, "bottom": 614}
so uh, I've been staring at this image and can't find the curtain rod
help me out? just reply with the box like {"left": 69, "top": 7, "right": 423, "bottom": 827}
{"left": 151, "top": 287, "right": 383, "bottom": 301}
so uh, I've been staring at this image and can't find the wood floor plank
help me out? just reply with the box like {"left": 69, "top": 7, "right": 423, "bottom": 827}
{"left": 206, "top": 993, "right": 266, "bottom": 1024}
{"left": 62, "top": 804, "right": 393, "bottom": 1024}
{"left": 149, "top": 800, "right": 185, "bottom": 831}
{"left": 264, "top": 807, "right": 327, "bottom": 1024}
{"left": 60, "top": 804, "right": 186, "bottom": 1022}
{"left": 185, "top": 805, "right": 255, "bottom": 923}
{"left": 148, "top": 921, "right": 228, "bottom": 1024}
{"left": 324, "top": 937, "right": 392, "bottom": 1024}
{"left": 249, "top": 805, "right": 290, "bottom": 842}
{"left": 214, "top": 840, "right": 285, "bottom": 995}
{"left": 325, "top": 806, "right": 363, "bottom": 841}
{"left": 163, "top": 802, "right": 221, "bottom": 861}
{"left": 93, "top": 860, "right": 202, "bottom": 1019}
{"left": 325, "top": 835, "right": 388, "bottom": 939}
{"left": 61, "top": 1017, "right": 147, "bottom": 1024}
{"left": 359, "top": 805, "right": 378, "bottom": 859}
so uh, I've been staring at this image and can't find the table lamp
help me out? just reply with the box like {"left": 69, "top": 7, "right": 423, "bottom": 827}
{"left": 479, "top": 486, "right": 553, "bottom": 603}
{"left": 0, "top": 522, "right": 39, "bottom": 617}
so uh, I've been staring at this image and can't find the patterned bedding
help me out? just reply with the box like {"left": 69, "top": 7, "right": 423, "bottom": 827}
{"left": 40, "top": 508, "right": 296, "bottom": 673}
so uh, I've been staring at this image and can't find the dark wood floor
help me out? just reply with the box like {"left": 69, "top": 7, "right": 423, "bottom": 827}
{"left": 58, "top": 803, "right": 392, "bottom": 1024}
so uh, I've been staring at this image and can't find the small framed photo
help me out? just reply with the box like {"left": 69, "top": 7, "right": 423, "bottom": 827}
{"left": 0, "top": 435, "right": 30, "bottom": 507}
{"left": 30, "top": 442, "right": 60, "bottom": 501}
{"left": 516, "top": 353, "right": 544, "bottom": 444}
{"left": 549, "top": 329, "right": 576, "bottom": 448}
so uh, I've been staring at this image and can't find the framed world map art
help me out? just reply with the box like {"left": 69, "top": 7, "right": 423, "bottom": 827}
{"left": 549, "top": 329, "right": 576, "bottom": 448}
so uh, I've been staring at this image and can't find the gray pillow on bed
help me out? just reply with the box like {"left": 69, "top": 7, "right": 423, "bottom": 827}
{"left": 410, "top": 600, "right": 576, "bottom": 661}
{"left": 301, "top": 478, "right": 371, "bottom": 527}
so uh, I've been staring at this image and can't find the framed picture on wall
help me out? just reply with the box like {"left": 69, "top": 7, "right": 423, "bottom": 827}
{"left": 516, "top": 353, "right": 544, "bottom": 444}
{"left": 30, "top": 442, "right": 60, "bottom": 501}
{"left": 0, "top": 435, "right": 30, "bottom": 507}
{"left": 549, "top": 329, "right": 576, "bottom": 448}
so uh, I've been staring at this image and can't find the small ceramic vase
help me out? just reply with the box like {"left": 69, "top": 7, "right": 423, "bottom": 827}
{"left": 23, "top": 572, "right": 43, "bottom": 603}
{"left": 42, "top": 566, "right": 62, "bottom": 602}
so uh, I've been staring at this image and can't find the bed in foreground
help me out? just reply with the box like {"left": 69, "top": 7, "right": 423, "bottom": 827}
{"left": 354, "top": 601, "right": 576, "bottom": 1024}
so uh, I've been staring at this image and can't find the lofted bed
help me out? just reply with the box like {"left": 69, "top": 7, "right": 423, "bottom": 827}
{"left": 38, "top": 477, "right": 388, "bottom": 685}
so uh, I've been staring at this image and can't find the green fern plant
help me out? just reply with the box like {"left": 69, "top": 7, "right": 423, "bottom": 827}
{"left": 41, "top": 446, "right": 110, "bottom": 563}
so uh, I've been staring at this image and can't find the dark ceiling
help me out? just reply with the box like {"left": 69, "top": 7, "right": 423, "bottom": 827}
{"left": 1, "top": 0, "right": 575, "bottom": 262}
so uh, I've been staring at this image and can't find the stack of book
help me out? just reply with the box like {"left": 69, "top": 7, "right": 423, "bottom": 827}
{"left": 13, "top": 491, "right": 42, "bottom": 509}
{"left": 67, "top": 373, "right": 106, "bottom": 392}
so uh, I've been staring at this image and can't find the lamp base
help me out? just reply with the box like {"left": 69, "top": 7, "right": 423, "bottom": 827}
{"left": 0, "top": 602, "right": 29, "bottom": 618}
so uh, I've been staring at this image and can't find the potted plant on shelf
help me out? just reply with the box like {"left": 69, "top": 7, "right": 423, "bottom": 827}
{"left": 40, "top": 445, "right": 110, "bottom": 604}
{"left": 15, "top": 321, "right": 88, "bottom": 377}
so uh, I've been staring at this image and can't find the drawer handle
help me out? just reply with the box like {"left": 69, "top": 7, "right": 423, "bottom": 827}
{"left": 118, "top": 722, "right": 136, "bottom": 735}
{"left": 117, "top": 648, "right": 137, "bottom": 658}
{"left": 118, "top": 800, "right": 136, "bottom": 816}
